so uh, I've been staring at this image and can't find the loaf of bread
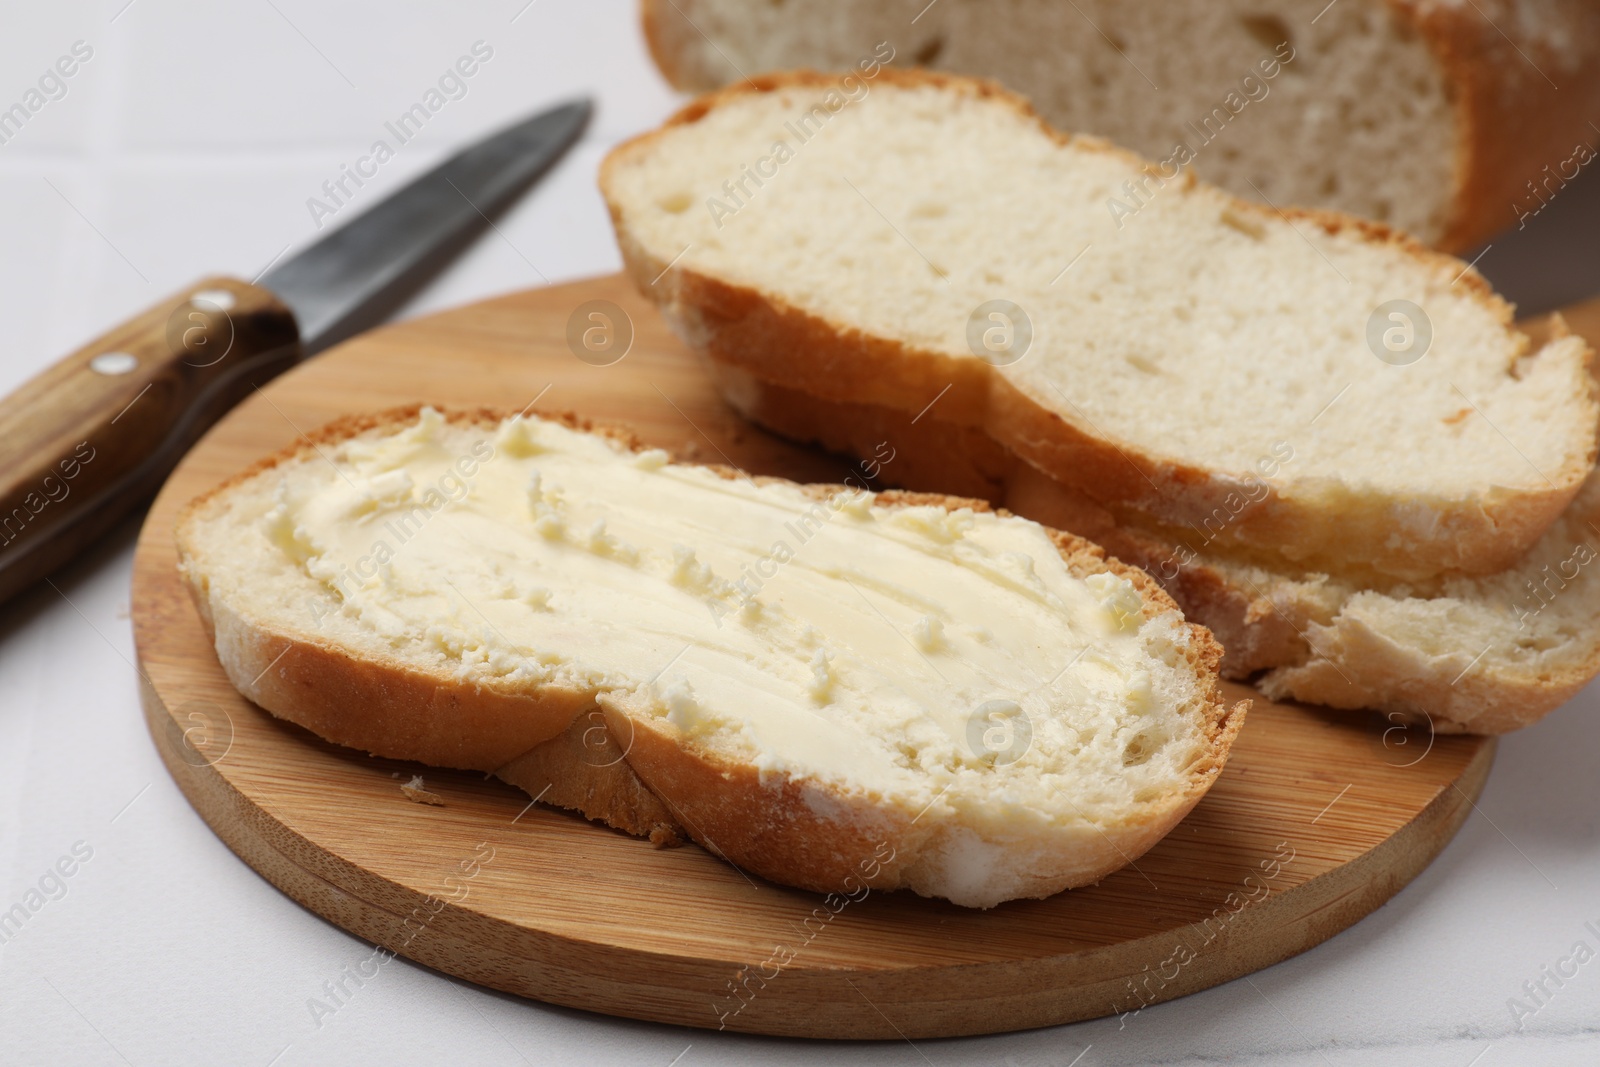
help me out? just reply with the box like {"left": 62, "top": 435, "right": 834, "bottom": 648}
{"left": 175, "top": 406, "right": 1246, "bottom": 907}
{"left": 641, "top": 0, "right": 1600, "bottom": 252}
{"left": 600, "top": 71, "right": 1597, "bottom": 586}
{"left": 716, "top": 368, "right": 1600, "bottom": 734}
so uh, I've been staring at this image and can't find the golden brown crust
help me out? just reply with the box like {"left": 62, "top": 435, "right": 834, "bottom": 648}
{"left": 496, "top": 713, "right": 686, "bottom": 845}
{"left": 609, "top": 705, "right": 923, "bottom": 894}
{"left": 179, "top": 403, "right": 1245, "bottom": 903}
{"left": 189, "top": 534, "right": 693, "bottom": 832}
{"left": 206, "top": 597, "right": 592, "bottom": 767}
{"left": 601, "top": 68, "right": 1596, "bottom": 583}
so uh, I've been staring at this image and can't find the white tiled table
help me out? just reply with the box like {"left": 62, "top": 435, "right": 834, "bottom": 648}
{"left": 2, "top": 3, "right": 1598, "bottom": 1064}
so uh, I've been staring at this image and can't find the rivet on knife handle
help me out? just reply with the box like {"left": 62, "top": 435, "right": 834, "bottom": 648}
{"left": 0, "top": 276, "right": 299, "bottom": 606}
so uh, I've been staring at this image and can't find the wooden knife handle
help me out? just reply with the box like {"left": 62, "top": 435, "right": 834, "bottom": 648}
{"left": 0, "top": 276, "right": 300, "bottom": 607}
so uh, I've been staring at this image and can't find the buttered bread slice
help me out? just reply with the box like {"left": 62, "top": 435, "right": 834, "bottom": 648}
{"left": 176, "top": 406, "right": 1244, "bottom": 907}
{"left": 601, "top": 71, "right": 1598, "bottom": 584}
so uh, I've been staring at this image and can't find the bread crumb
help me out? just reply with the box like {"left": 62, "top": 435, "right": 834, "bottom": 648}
{"left": 401, "top": 774, "right": 445, "bottom": 806}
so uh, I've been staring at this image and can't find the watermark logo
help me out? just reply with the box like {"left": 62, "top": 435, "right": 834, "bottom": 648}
{"left": 1366, "top": 300, "right": 1431, "bottom": 366}
{"left": 577, "top": 706, "right": 634, "bottom": 768}
{"left": 965, "top": 699, "right": 1033, "bottom": 766}
{"left": 1513, "top": 136, "right": 1597, "bottom": 230}
{"left": 711, "top": 838, "right": 896, "bottom": 1029}
{"left": 0, "top": 840, "right": 94, "bottom": 948}
{"left": 0, "top": 40, "right": 93, "bottom": 149}
{"left": 165, "top": 289, "right": 236, "bottom": 368}
{"left": 306, "top": 841, "right": 496, "bottom": 1029}
{"left": 306, "top": 433, "right": 498, "bottom": 620}
{"left": 966, "top": 300, "right": 1032, "bottom": 366}
{"left": 305, "top": 41, "right": 495, "bottom": 229}
{"left": 1107, "top": 41, "right": 1296, "bottom": 229}
{"left": 0, "top": 440, "right": 95, "bottom": 551}
{"left": 704, "top": 42, "right": 895, "bottom": 229}
{"left": 566, "top": 300, "right": 633, "bottom": 367}
{"left": 1154, "top": 440, "right": 1294, "bottom": 581}
{"left": 706, "top": 441, "right": 895, "bottom": 628}
{"left": 1515, "top": 539, "right": 1597, "bottom": 630}
{"left": 1508, "top": 920, "right": 1600, "bottom": 1031}
{"left": 1113, "top": 840, "right": 1296, "bottom": 1027}
{"left": 163, "top": 699, "right": 234, "bottom": 767}
{"left": 1378, "top": 709, "right": 1434, "bottom": 768}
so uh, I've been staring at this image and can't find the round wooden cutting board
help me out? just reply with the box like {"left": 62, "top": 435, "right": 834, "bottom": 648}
{"left": 131, "top": 273, "right": 1495, "bottom": 1040}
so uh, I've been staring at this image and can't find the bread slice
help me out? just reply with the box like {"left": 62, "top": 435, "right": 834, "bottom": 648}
{"left": 601, "top": 70, "right": 1598, "bottom": 584}
{"left": 641, "top": 0, "right": 1600, "bottom": 253}
{"left": 175, "top": 405, "right": 1246, "bottom": 908}
{"left": 716, "top": 366, "right": 1600, "bottom": 734}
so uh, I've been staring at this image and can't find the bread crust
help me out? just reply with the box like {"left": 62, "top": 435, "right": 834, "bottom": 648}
{"left": 638, "top": 0, "right": 1600, "bottom": 254}
{"left": 718, "top": 370, "right": 1599, "bottom": 734}
{"left": 178, "top": 404, "right": 1247, "bottom": 906}
{"left": 601, "top": 67, "right": 1597, "bottom": 583}
{"left": 1389, "top": 0, "right": 1600, "bottom": 253}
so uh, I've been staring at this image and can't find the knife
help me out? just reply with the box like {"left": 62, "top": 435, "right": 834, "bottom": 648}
{"left": 0, "top": 98, "right": 591, "bottom": 609}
